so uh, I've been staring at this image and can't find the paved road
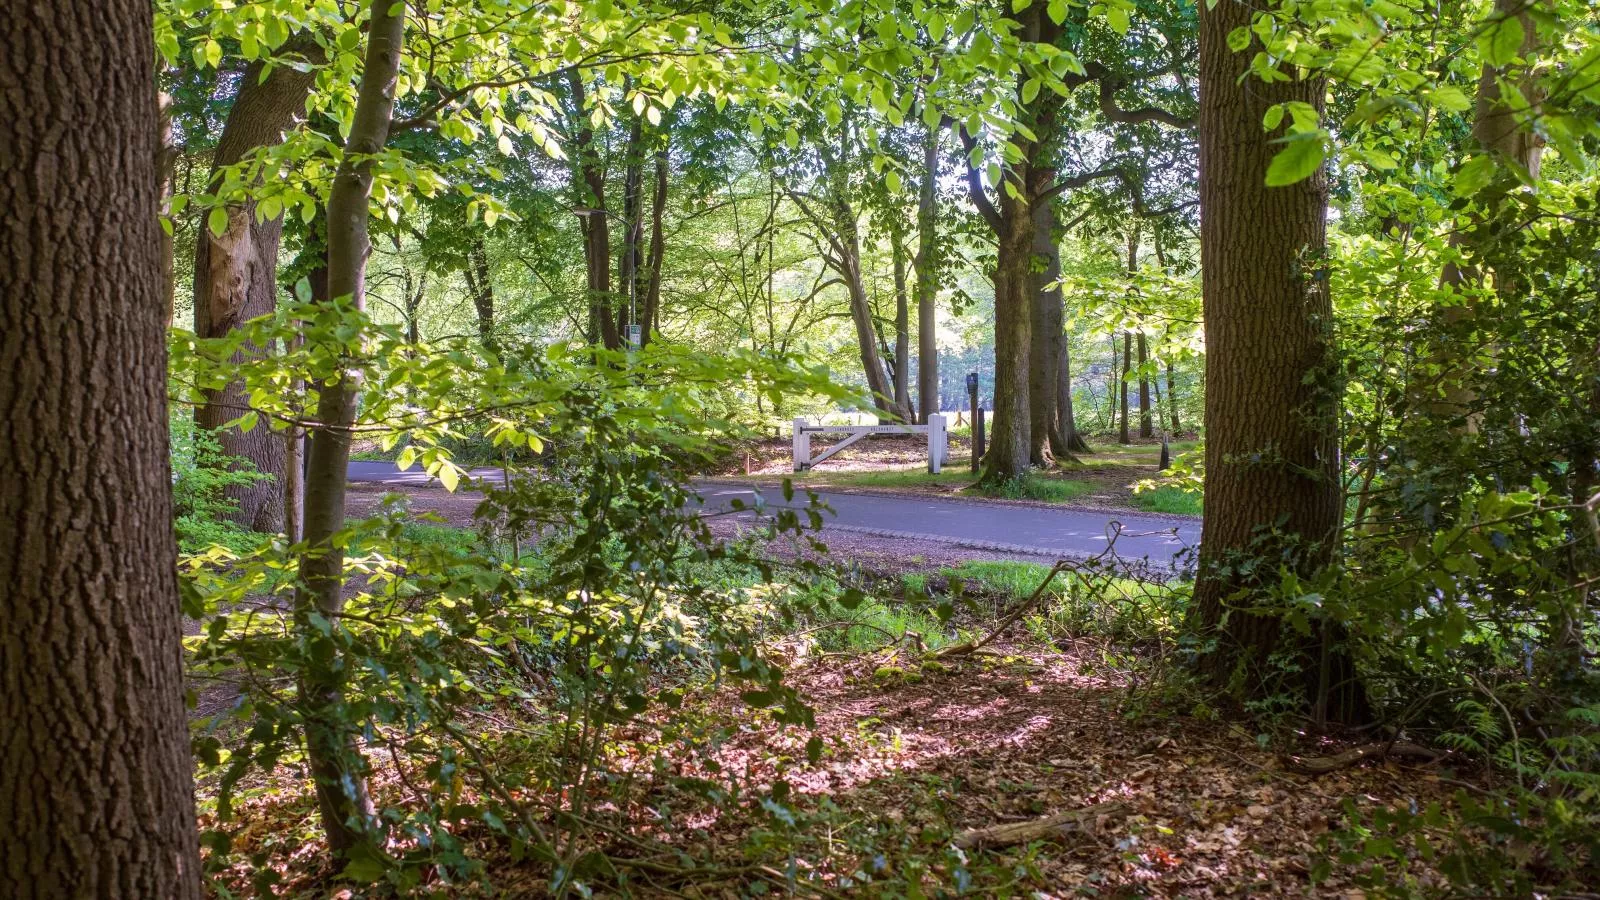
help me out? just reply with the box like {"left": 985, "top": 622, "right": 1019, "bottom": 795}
{"left": 347, "top": 461, "right": 1200, "bottom": 567}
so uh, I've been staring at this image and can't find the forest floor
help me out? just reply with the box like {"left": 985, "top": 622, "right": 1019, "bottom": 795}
{"left": 201, "top": 580, "right": 1470, "bottom": 898}
{"left": 703, "top": 435, "right": 1202, "bottom": 517}
{"left": 191, "top": 483, "right": 1480, "bottom": 897}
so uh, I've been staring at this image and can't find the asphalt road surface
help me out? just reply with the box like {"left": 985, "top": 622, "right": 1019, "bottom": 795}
{"left": 347, "top": 461, "right": 1200, "bottom": 567}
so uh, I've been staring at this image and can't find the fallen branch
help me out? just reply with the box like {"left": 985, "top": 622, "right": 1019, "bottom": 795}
{"left": 953, "top": 802, "right": 1124, "bottom": 849}
{"left": 1286, "top": 741, "right": 1441, "bottom": 775}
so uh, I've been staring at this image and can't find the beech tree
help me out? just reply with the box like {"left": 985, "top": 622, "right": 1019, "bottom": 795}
{"left": 193, "top": 43, "right": 322, "bottom": 532}
{"left": 0, "top": 2, "right": 200, "bottom": 894}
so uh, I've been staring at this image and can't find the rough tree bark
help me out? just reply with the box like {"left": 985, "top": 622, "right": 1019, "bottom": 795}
{"left": 194, "top": 48, "right": 320, "bottom": 532}
{"left": 1, "top": 2, "right": 201, "bottom": 894}
{"left": 915, "top": 121, "right": 942, "bottom": 423}
{"left": 1192, "top": 0, "right": 1362, "bottom": 724}
{"left": 617, "top": 110, "right": 647, "bottom": 341}
{"left": 296, "top": 0, "right": 406, "bottom": 854}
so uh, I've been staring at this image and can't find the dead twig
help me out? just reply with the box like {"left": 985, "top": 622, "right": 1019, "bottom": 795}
{"left": 953, "top": 801, "right": 1124, "bottom": 850}
{"left": 1285, "top": 741, "right": 1442, "bottom": 775}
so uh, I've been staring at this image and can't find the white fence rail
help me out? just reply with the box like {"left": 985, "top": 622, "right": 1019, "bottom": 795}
{"left": 792, "top": 415, "right": 947, "bottom": 473}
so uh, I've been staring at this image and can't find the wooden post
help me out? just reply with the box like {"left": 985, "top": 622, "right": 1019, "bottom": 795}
{"left": 792, "top": 417, "right": 809, "bottom": 472}
{"left": 927, "top": 414, "right": 946, "bottom": 474}
{"left": 967, "top": 372, "right": 979, "bottom": 472}
{"left": 975, "top": 407, "right": 986, "bottom": 471}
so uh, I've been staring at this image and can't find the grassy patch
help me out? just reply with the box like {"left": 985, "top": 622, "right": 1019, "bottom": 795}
{"left": 793, "top": 467, "right": 978, "bottom": 491}
{"left": 981, "top": 474, "right": 1094, "bottom": 504}
{"left": 942, "top": 560, "right": 1062, "bottom": 598}
{"left": 1130, "top": 485, "right": 1203, "bottom": 516}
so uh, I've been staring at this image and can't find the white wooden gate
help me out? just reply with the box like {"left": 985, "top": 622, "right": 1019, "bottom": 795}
{"left": 792, "top": 416, "right": 947, "bottom": 473}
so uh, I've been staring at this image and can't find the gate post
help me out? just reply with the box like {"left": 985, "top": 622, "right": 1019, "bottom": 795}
{"left": 792, "top": 418, "right": 810, "bottom": 472}
{"left": 927, "top": 414, "right": 946, "bottom": 473}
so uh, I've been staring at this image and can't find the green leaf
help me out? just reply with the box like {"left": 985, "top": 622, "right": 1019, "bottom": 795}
{"left": 1429, "top": 85, "right": 1471, "bottom": 113}
{"left": 1263, "top": 135, "right": 1326, "bottom": 187}
{"left": 1107, "top": 6, "right": 1130, "bottom": 35}
{"left": 207, "top": 206, "right": 229, "bottom": 238}
{"left": 1478, "top": 14, "right": 1525, "bottom": 67}
{"left": 340, "top": 858, "right": 386, "bottom": 883}
{"left": 1227, "top": 26, "right": 1252, "bottom": 53}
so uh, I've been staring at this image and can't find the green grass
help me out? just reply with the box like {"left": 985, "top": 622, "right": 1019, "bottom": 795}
{"left": 982, "top": 474, "right": 1094, "bottom": 504}
{"left": 942, "top": 560, "right": 1064, "bottom": 599}
{"left": 810, "top": 597, "right": 964, "bottom": 653}
{"left": 1129, "top": 485, "right": 1203, "bottom": 516}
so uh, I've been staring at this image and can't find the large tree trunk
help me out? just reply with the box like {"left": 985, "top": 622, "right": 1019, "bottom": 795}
{"left": 915, "top": 122, "right": 941, "bottom": 423}
{"left": 640, "top": 138, "right": 668, "bottom": 347}
{"left": 1029, "top": 189, "right": 1074, "bottom": 464}
{"left": 1192, "top": 0, "right": 1361, "bottom": 724}
{"left": 193, "top": 52, "right": 319, "bottom": 533}
{"left": 891, "top": 226, "right": 912, "bottom": 416}
{"left": 0, "top": 3, "right": 201, "bottom": 894}
{"left": 296, "top": 0, "right": 406, "bottom": 854}
{"left": 985, "top": 182, "right": 1034, "bottom": 482}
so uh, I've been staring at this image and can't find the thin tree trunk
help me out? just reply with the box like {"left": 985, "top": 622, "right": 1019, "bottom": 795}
{"left": 1138, "top": 332, "right": 1153, "bottom": 438}
{"left": 1058, "top": 335, "right": 1090, "bottom": 453}
{"left": 567, "top": 71, "right": 620, "bottom": 350}
{"left": 296, "top": 0, "right": 406, "bottom": 854}
{"left": 1119, "top": 332, "right": 1133, "bottom": 444}
{"left": 915, "top": 122, "right": 941, "bottom": 423}
{"left": 193, "top": 49, "right": 319, "bottom": 533}
{"left": 640, "top": 137, "right": 668, "bottom": 347}
{"left": 1, "top": 3, "right": 201, "bottom": 894}
{"left": 1192, "top": 0, "right": 1362, "bottom": 724}
{"left": 891, "top": 226, "right": 912, "bottom": 416}
{"left": 465, "top": 236, "right": 495, "bottom": 349}
{"left": 618, "top": 110, "right": 646, "bottom": 340}
{"left": 1167, "top": 360, "right": 1181, "bottom": 433}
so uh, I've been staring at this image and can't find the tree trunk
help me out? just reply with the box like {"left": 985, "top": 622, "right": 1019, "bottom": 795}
{"left": 1119, "top": 332, "right": 1133, "bottom": 444}
{"left": 985, "top": 183, "right": 1034, "bottom": 482}
{"left": 1192, "top": 0, "right": 1361, "bottom": 724}
{"left": 1, "top": 3, "right": 201, "bottom": 894}
{"left": 1167, "top": 360, "right": 1181, "bottom": 433}
{"left": 891, "top": 226, "right": 913, "bottom": 417}
{"left": 1029, "top": 189, "right": 1074, "bottom": 464}
{"left": 640, "top": 137, "right": 668, "bottom": 347}
{"left": 193, "top": 52, "right": 319, "bottom": 533}
{"left": 1058, "top": 335, "right": 1090, "bottom": 453}
{"left": 465, "top": 236, "right": 495, "bottom": 349}
{"left": 1138, "top": 332, "right": 1153, "bottom": 438}
{"left": 567, "top": 71, "right": 620, "bottom": 350}
{"left": 617, "top": 110, "right": 646, "bottom": 341}
{"left": 296, "top": 0, "right": 405, "bottom": 854}
{"left": 915, "top": 122, "right": 941, "bottom": 424}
